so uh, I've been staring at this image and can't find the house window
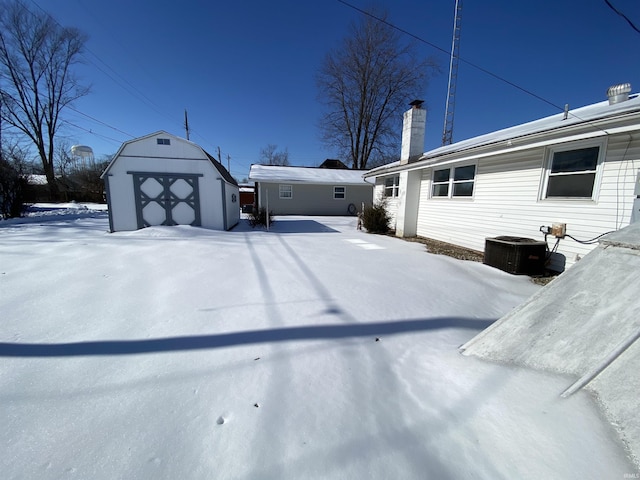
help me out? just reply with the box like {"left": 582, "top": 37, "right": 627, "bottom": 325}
{"left": 334, "top": 186, "right": 346, "bottom": 199}
{"left": 279, "top": 184, "right": 292, "bottom": 199}
{"left": 544, "top": 145, "right": 601, "bottom": 199}
{"left": 384, "top": 176, "right": 399, "bottom": 197}
{"left": 432, "top": 168, "right": 450, "bottom": 197}
{"left": 157, "top": 138, "right": 171, "bottom": 145}
{"left": 432, "top": 164, "right": 476, "bottom": 198}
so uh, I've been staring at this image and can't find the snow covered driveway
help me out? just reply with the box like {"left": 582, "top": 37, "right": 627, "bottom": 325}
{"left": 1, "top": 208, "right": 636, "bottom": 479}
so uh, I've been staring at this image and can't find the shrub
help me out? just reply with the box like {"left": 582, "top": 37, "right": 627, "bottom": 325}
{"left": 248, "top": 206, "right": 274, "bottom": 228}
{"left": 0, "top": 156, "right": 27, "bottom": 219}
{"left": 361, "top": 198, "right": 390, "bottom": 234}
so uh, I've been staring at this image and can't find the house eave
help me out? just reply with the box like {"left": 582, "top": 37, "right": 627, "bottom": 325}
{"left": 365, "top": 108, "right": 640, "bottom": 178}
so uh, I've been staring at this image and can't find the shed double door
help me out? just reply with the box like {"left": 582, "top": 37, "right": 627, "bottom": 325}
{"left": 130, "top": 172, "right": 203, "bottom": 228}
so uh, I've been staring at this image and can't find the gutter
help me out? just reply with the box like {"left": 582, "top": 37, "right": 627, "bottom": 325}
{"left": 364, "top": 122, "right": 639, "bottom": 178}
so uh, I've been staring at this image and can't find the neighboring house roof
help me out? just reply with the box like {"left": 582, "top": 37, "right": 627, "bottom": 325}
{"left": 101, "top": 131, "right": 238, "bottom": 186}
{"left": 366, "top": 93, "right": 640, "bottom": 177}
{"left": 249, "top": 164, "right": 370, "bottom": 185}
{"left": 319, "top": 159, "right": 349, "bottom": 169}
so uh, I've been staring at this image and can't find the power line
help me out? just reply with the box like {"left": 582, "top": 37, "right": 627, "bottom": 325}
{"left": 64, "top": 121, "right": 124, "bottom": 146}
{"left": 67, "top": 107, "right": 135, "bottom": 138}
{"left": 27, "top": 0, "right": 186, "bottom": 132}
{"left": 336, "top": 0, "right": 619, "bottom": 139}
{"left": 337, "top": 0, "right": 565, "bottom": 112}
{"left": 604, "top": 0, "right": 640, "bottom": 34}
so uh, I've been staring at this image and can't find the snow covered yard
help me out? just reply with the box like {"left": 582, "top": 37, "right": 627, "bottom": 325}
{"left": 1, "top": 205, "right": 636, "bottom": 479}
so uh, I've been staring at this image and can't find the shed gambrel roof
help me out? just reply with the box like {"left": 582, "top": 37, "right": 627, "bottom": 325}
{"left": 249, "top": 164, "right": 370, "bottom": 185}
{"left": 365, "top": 93, "right": 640, "bottom": 177}
{"left": 101, "top": 131, "right": 237, "bottom": 186}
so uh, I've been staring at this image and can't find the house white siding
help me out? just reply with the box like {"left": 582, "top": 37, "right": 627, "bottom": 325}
{"left": 415, "top": 133, "right": 640, "bottom": 270}
{"left": 374, "top": 177, "right": 399, "bottom": 230}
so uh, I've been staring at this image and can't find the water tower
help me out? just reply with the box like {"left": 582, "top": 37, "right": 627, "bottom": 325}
{"left": 70, "top": 144, "right": 95, "bottom": 172}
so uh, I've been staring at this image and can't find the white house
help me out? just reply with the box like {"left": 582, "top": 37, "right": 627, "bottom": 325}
{"left": 365, "top": 85, "right": 640, "bottom": 272}
{"left": 101, "top": 131, "right": 239, "bottom": 232}
{"left": 249, "top": 164, "right": 373, "bottom": 216}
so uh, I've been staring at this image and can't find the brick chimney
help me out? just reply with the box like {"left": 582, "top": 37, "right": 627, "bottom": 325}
{"left": 400, "top": 100, "right": 426, "bottom": 165}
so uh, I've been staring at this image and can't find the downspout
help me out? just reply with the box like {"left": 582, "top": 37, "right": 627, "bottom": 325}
{"left": 103, "top": 174, "right": 115, "bottom": 233}
{"left": 218, "top": 178, "right": 228, "bottom": 230}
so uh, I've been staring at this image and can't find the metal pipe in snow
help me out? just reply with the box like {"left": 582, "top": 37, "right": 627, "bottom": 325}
{"left": 561, "top": 323, "right": 640, "bottom": 398}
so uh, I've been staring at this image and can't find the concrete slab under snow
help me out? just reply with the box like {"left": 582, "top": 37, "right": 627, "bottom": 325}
{"left": 461, "top": 222, "right": 640, "bottom": 467}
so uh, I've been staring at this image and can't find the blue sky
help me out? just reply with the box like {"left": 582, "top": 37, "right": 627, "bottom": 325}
{"left": 30, "top": 0, "right": 640, "bottom": 180}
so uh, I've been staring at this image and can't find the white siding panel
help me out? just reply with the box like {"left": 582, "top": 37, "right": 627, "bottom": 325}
{"left": 374, "top": 178, "right": 399, "bottom": 230}
{"left": 415, "top": 134, "right": 640, "bottom": 271}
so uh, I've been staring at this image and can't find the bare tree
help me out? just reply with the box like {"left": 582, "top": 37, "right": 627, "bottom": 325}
{"left": 259, "top": 144, "right": 289, "bottom": 166}
{"left": 0, "top": 1, "right": 88, "bottom": 200}
{"left": 317, "top": 11, "right": 437, "bottom": 170}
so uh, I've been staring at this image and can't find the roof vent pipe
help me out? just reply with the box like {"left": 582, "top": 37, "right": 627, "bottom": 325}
{"left": 607, "top": 83, "right": 632, "bottom": 105}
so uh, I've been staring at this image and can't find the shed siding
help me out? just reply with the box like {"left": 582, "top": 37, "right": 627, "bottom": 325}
{"left": 416, "top": 132, "right": 640, "bottom": 271}
{"left": 257, "top": 182, "right": 372, "bottom": 215}
{"left": 105, "top": 133, "right": 240, "bottom": 232}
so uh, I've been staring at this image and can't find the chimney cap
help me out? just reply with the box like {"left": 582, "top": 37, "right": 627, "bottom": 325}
{"left": 409, "top": 99, "right": 424, "bottom": 108}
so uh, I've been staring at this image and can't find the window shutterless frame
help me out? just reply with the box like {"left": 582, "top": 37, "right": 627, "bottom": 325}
{"left": 383, "top": 175, "right": 400, "bottom": 197}
{"left": 333, "top": 186, "right": 346, "bottom": 199}
{"left": 541, "top": 139, "right": 606, "bottom": 201}
{"left": 279, "top": 184, "right": 292, "bottom": 199}
{"left": 431, "top": 164, "right": 476, "bottom": 198}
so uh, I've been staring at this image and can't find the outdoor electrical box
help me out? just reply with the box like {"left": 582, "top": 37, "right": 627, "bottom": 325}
{"left": 484, "top": 236, "right": 546, "bottom": 275}
{"left": 551, "top": 223, "right": 567, "bottom": 238}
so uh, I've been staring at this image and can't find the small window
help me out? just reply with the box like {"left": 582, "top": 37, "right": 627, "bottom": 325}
{"left": 544, "top": 146, "right": 600, "bottom": 198}
{"left": 279, "top": 184, "right": 292, "bottom": 199}
{"left": 432, "top": 164, "right": 476, "bottom": 198}
{"left": 432, "top": 168, "right": 450, "bottom": 197}
{"left": 384, "top": 176, "right": 399, "bottom": 197}
{"left": 157, "top": 138, "right": 171, "bottom": 145}
{"left": 452, "top": 165, "right": 475, "bottom": 197}
{"left": 334, "top": 186, "right": 346, "bottom": 199}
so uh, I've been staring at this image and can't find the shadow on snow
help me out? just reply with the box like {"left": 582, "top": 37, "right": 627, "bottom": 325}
{"left": 0, "top": 317, "right": 494, "bottom": 357}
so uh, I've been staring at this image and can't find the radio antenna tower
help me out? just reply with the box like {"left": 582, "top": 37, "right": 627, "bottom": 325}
{"left": 442, "top": 0, "right": 463, "bottom": 146}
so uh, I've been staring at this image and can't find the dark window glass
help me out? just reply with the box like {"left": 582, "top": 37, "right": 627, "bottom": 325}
{"left": 454, "top": 165, "right": 476, "bottom": 181}
{"left": 551, "top": 147, "right": 599, "bottom": 173}
{"left": 433, "top": 169, "right": 450, "bottom": 183}
{"left": 432, "top": 184, "right": 449, "bottom": 197}
{"left": 453, "top": 181, "right": 474, "bottom": 197}
{"left": 547, "top": 173, "right": 596, "bottom": 197}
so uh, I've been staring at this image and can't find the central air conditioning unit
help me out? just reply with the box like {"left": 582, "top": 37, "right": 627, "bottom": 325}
{"left": 484, "top": 236, "right": 546, "bottom": 275}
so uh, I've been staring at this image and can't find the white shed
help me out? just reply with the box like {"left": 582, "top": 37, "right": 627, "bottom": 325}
{"left": 101, "top": 131, "right": 239, "bottom": 232}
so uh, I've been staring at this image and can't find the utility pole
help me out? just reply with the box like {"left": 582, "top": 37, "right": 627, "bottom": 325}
{"left": 184, "top": 109, "right": 190, "bottom": 140}
{"left": 217, "top": 146, "right": 222, "bottom": 164}
{"left": 442, "top": 0, "right": 463, "bottom": 146}
{"left": 227, "top": 154, "right": 231, "bottom": 172}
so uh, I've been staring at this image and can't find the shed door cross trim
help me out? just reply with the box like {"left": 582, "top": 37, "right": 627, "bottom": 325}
{"left": 129, "top": 172, "right": 203, "bottom": 228}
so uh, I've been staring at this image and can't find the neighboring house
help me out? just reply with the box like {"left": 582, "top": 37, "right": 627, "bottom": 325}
{"left": 101, "top": 131, "right": 239, "bottom": 232}
{"left": 365, "top": 86, "right": 640, "bottom": 272}
{"left": 249, "top": 164, "right": 373, "bottom": 215}
{"left": 238, "top": 183, "right": 255, "bottom": 210}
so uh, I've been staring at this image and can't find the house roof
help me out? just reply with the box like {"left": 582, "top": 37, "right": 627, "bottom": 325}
{"left": 101, "top": 131, "right": 237, "bottom": 186}
{"left": 366, "top": 92, "right": 640, "bottom": 177}
{"left": 249, "top": 164, "right": 371, "bottom": 185}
